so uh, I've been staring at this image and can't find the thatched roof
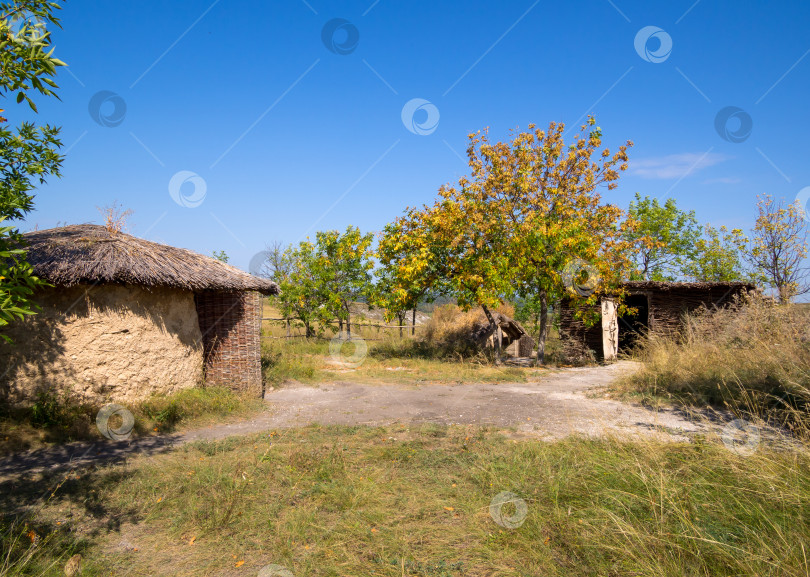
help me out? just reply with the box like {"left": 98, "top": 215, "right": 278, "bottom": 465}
{"left": 621, "top": 281, "right": 756, "bottom": 291}
{"left": 18, "top": 224, "right": 279, "bottom": 294}
{"left": 472, "top": 312, "right": 530, "bottom": 342}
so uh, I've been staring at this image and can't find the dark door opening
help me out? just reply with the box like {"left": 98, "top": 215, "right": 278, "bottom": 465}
{"left": 618, "top": 294, "right": 649, "bottom": 352}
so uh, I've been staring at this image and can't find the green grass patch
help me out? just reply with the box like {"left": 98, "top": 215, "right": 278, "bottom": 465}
{"left": 0, "top": 386, "right": 263, "bottom": 456}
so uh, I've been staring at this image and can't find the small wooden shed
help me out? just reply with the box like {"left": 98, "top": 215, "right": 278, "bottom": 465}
{"left": 0, "top": 225, "right": 278, "bottom": 405}
{"left": 473, "top": 312, "right": 536, "bottom": 357}
{"left": 559, "top": 281, "right": 754, "bottom": 360}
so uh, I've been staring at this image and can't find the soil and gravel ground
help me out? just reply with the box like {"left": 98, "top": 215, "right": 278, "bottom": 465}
{"left": 0, "top": 361, "right": 714, "bottom": 478}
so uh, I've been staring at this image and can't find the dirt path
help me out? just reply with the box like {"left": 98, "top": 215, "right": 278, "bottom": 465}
{"left": 256, "top": 361, "right": 705, "bottom": 439}
{"left": 0, "top": 361, "right": 709, "bottom": 478}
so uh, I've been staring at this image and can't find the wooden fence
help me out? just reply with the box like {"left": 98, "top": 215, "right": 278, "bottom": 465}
{"left": 261, "top": 317, "right": 426, "bottom": 340}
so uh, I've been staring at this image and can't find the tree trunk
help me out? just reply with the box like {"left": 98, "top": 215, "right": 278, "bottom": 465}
{"left": 481, "top": 304, "right": 501, "bottom": 361}
{"left": 412, "top": 308, "right": 416, "bottom": 336}
{"left": 286, "top": 318, "right": 290, "bottom": 338}
{"left": 778, "top": 283, "right": 792, "bottom": 304}
{"left": 338, "top": 318, "right": 343, "bottom": 335}
{"left": 534, "top": 294, "right": 549, "bottom": 366}
{"left": 397, "top": 312, "right": 405, "bottom": 338}
{"left": 346, "top": 312, "right": 352, "bottom": 338}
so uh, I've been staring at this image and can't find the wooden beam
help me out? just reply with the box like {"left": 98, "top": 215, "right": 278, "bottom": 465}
{"left": 601, "top": 297, "right": 619, "bottom": 362}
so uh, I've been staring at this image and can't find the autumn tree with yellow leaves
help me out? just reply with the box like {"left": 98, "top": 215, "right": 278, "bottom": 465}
{"left": 376, "top": 204, "right": 450, "bottom": 333}
{"left": 746, "top": 195, "right": 809, "bottom": 303}
{"left": 379, "top": 117, "right": 636, "bottom": 363}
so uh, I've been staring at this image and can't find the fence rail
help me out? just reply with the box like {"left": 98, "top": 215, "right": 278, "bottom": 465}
{"left": 261, "top": 317, "right": 426, "bottom": 330}
{"left": 263, "top": 334, "right": 403, "bottom": 341}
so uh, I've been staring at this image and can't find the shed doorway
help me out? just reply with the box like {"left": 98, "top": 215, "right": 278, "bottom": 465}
{"left": 618, "top": 294, "right": 649, "bottom": 352}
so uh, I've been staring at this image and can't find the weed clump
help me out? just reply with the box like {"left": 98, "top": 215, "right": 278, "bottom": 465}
{"left": 619, "top": 295, "right": 810, "bottom": 429}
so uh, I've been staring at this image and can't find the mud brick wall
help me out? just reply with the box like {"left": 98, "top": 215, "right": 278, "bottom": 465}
{"left": 195, "top": 290, "right": 263, "bottom": 394}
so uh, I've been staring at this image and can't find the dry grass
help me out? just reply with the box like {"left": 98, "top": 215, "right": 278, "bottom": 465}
{"left": 261, "top": 337, "right": 541, "bottom": 388}
{"left": 261, "top": 302, "right": 553, "bottom": 387}
{"left": 421, "top": 303, "right": 514, "bottom": 358}
{"left": 3, "top": 425, "right": 809, "bottom": 576}
{"left": 615, "top": 296, "right": 810, "bottom": 430}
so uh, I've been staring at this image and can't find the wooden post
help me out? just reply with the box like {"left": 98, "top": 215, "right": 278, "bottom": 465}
{"left": 601, "top": 297, "right": 618, "bottom": 362}
{"left": 411, "top": 308, "right": 416, "bottom": 336}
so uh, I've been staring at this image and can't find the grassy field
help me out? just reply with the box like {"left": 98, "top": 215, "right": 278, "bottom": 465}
{"left": 261, "top": 337, "right": 548, "bottom": 388}
{"left": 4, "top": 299, "right": 809, "bottom": 576}
{"left": 2, "top": 424, "right": 808, "bottom": 576}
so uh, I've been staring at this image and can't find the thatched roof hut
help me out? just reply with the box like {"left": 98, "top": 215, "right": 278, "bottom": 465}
{"left": 1, "top": 225, "right": 278, "bottom": 405}
{"left": 560, "top": 281, "right": 755, "bottom": 360}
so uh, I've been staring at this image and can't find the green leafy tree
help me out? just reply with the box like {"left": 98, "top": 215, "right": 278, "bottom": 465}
{"left": 273, "top": 241, "right": 324, "bottom": 338}
{"left": 683, "top": 224, "right": 748, "bottom": 282}
{"left": 270, "top": 228, "right": 374, "bottom": 338}
{"left": 0, "top": 1, "right": 65, "bottom": 341}
{"left": 624, "top": 193, "right": 701, "bottom": 281}
{"left": 312, "top": 226, "right": 374, "bottom": 337}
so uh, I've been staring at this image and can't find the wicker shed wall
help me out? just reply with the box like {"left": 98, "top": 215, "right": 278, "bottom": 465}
{"left": 559, "top": 303, "right": 603, "bottom": 357}
{"left": 645, "top": 285, "right": 744, "bottom": 334}
{"left": 559, "top": 284, "right": 751, "bottom": 360}
{"left": 195, "top": 290, "right": 263, "bottom": 394}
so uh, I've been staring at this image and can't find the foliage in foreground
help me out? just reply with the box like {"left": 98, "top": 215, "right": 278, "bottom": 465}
{"left": 1, "top": 425, "right": 808, "bottom": 576}
{"left": 617, "top": 296, "right": 810, "bottom": 429}
{"left": 0, "top": 1, "right": 65, "bottom": 340}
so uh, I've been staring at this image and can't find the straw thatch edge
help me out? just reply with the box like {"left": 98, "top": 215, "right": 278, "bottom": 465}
{"left": 17, "top": 224, "right": 279, "bottom": 295}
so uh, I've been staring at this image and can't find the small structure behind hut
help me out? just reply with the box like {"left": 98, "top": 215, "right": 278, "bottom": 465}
{"left": 559, "top": 281, "right": 754, "bottom": 360}
{"left": 473, "top": 312, "right": 536, "bottom": 357}
{"left": 0, "top": 225, "right": 278, "bottom": 405}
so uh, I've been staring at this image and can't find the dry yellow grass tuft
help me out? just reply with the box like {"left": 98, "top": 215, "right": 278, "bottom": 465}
{"left": 421, "top": 303, "right": 515, "bottom": 358}
{"left": 618, "top": 295, "right": 810, "bottom": 430}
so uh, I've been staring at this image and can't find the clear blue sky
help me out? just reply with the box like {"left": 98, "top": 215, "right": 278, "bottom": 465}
{"left": 13, "top": 0, "right": 810, "bottom": 272}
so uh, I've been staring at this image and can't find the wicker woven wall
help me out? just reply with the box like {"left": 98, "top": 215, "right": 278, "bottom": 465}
{"left": 559, "top": 284, "right": 751, "bottom": 360}
{"left": 559, "top": 303, "right": 603, "bottom": 355}
{"left": 195, "top": 290, "right": 263, "bottom": 394}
